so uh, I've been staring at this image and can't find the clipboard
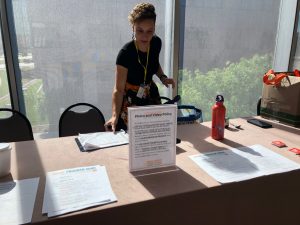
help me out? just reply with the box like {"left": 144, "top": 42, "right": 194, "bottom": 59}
{"left": 75, "top": 130, "right": 129, "bottom": 152}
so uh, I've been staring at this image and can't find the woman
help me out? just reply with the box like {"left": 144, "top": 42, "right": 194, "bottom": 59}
{"left": 105, "top": 2, "right": 175, "bottom": 132}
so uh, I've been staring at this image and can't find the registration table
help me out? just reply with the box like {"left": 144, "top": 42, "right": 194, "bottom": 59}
{"left": 1, "top": 117, "right": 300, "bottom": 225}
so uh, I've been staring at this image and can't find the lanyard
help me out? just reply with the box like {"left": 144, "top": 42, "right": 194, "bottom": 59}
{"left": 134, "top": 41, "right": 150, "bottom": 85}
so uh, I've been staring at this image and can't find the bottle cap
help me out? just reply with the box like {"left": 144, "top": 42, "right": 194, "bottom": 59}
{"left": 216, "top": 95, "right": 224, "bottom": 102}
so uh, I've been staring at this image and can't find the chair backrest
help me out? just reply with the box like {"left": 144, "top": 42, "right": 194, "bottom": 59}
{"left": 0, "top": 108, "right": 34, "bottom": 142}
{"left": 257, "top": 97, "right": 262, "bottom": 115}
{"left": 59, "top": 103, "right": 106, "bottom": 137}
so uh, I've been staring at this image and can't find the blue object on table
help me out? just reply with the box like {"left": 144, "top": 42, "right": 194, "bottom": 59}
{"left": 177, "top": 105, "right": 203, "bottom": 123}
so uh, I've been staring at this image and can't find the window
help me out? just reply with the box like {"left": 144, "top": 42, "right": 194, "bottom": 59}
{"left": 0, "top": 18, "right": 11, "bottom": 108}
{"left": 291, "top": 7, "right": 300, "bottom": 70}
{"left": 11, "top": 0, "right": 167, "bottom": 137}
{"left": 178, "top": 0, "right": 281, "bottom": 121}
{"left": 4, "top": 0, "right": 294, "bottom": 135}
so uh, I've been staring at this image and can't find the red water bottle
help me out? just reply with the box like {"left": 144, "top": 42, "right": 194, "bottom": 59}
{"left": 211, "top": 95, "right": 226, "bottom": 140}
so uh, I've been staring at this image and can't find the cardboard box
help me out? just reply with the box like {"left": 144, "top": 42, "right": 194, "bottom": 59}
{"left": 260, "top": 76, "right": 300, "bottom": 127}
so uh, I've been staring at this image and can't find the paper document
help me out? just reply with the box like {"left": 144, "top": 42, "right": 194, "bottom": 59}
{"left": 128, "top": 105, "right": 177, "bottom": 172}
{"left": 42, "top": 165, "right": 117, "bottom": 217}
{"left": 0, "top": 178, "right": 39, "bottom": 225}
{"left": 190, "top": 144, "right": 300, "bottom": 183}
{"left": 77, "top": 130, "right": 128, "bottom": 151}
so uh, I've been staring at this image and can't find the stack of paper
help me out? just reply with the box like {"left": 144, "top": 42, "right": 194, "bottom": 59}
{"left": 0, "top": 178, "right": 39, "bottom": 225}
{"left": 42, "top": 165, "right": 117, "bottom": 217}
{"left": 77, "top": 130, "right": 129, "bottom": 151}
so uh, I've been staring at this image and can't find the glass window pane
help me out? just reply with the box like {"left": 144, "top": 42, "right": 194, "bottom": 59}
{"left": 12, "top": 0, "right": 167, "bottom": 138}
{"left": 291, "top": 10, "right": 300, "bottom": 69}
{"left": 0, "top": 21, "right": 11, "bottom": 109}
{"left": 178, "top": 0, "right": 281, "bottom": 121}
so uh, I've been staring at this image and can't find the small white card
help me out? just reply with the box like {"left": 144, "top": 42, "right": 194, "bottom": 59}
{"left": 128, "top": 105, "right": 177, "bottom": 172}
{"left": 136, "top": 86, "right": 145, "bottom": 98}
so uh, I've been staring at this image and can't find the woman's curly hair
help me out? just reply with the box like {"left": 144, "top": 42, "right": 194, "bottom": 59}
{"left": 128, "top": 3, "right": 156, "bottom": 25}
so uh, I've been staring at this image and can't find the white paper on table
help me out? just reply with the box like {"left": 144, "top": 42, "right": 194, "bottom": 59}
{"left": 77, "top": 130, "right": 128, "bottom": 151}
{"left": 0, "top": 178, "right": 39, "bottom": 225}
{"left": 190, "top": 144, "right": 300, "bottom": 183}
{"left": 47, "top": 198, "right": 114, "bottom": 217}
{"left": 42, "top": 165, "right": 117, "bottom": 217}
{"left": 128, "top": 105, "right": 177, "bottom": 172}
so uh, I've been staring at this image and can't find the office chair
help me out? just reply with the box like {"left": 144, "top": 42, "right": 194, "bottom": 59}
{"left": 59, "top": 103, "right": 106, "bottom": 137}
{"left": 0, "top": 108, "right": 34, "bottom": 142}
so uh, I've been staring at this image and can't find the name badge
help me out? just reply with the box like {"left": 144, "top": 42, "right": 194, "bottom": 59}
{"left": 136, "top": 85, "right": 145, "bottom": 98}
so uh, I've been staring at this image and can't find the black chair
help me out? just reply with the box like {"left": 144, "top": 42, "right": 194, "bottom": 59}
{"left": 0, "top": 108, "right": 34, "bottom": 142}
{"left": 59, "top": 103, "right": 106, "bottom": 137}
{"left": 257, "top": 97, "right": 262, "bottom": 115}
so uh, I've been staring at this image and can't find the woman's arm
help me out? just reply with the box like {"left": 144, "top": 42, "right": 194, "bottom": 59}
{"left": 105, "top": 65, "right": 128, "bottom": 132}
{"left": 156, "top": 64, "right": 175, "bottom": 88}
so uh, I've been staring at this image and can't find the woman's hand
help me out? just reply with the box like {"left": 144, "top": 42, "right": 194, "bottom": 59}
{"left": 105, "top": 116, "right": 118, "bottom": 132}
{"left": 162, "top": 77, "right": 175, "bottom": 88}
